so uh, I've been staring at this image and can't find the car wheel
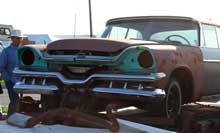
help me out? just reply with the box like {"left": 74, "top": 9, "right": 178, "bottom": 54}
{"left": 165, "top": 78, "right": 182, "bottom": 118}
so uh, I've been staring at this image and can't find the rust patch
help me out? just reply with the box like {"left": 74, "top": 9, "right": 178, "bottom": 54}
{"left": 152, "top": 44, "right": 203, "bottom": 101}
{"left": 26, "top": 104, "right": 119, "bottom": 132}
{"left": 16, "top": 96, "right": 41, "bottom": 113}
{"left": 181, "top": 103, "right": 220, "bottom": 133}
{"left": 47, "top": 38, "right": 132, "bottom": 53}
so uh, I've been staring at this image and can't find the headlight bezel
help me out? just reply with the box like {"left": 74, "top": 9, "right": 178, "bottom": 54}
{"left": 17, "top": 46, "right": 48, "bottom": 71}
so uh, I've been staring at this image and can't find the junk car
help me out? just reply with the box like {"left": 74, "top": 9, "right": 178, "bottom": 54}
{"left": 13, "top": 16, "right": 220, "bottom": 118}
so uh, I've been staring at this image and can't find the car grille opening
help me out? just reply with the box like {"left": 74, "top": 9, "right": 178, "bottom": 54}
{"left": 48, "top": 50, "right": 122, "bottom": 56}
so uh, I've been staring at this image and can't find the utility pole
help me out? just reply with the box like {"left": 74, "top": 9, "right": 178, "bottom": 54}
{"left": 74, "top": 13, "right": 77, "bottom": 38}
{"left": 88, "top": 0, "right": 93, "bottom": 37}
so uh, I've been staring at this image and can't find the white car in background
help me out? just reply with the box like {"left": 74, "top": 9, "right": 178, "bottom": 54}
{"left": 0, "top": 24, "right": 13, "bottom": 42}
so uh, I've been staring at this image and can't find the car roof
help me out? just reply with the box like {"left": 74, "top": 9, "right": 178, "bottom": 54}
{"left": 107, "top": 16, "right": 196, "bottom": 24}
{"left": 106, "top": 16, "right": 220, "bottom": 27}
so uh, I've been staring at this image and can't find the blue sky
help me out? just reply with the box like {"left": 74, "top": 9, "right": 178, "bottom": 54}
{"left": 1, "top": 0, "right": 220, "bottom": 35}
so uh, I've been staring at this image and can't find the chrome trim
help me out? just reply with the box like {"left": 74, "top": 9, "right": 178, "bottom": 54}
{"left": 42, "top": 79, "right": 46, "bottom": 85}
{"left": 198, "top": 21, "right": 203, "bottom": 47}
{"left": 14, "top": 68, "right": 166, "bottom": 85}
{"left": 93, "top": 87, "right": 165, "bottom": 97}
{"left": 14, "top": 83, "right": 58, "bottom": 94}
{"left": 109, "top": 81, "right": 113, "bottom": 88}
{"left": 74, "top": 58, "right": 114, "bottom": 63}
{"left": 138, "top": 83, "right": 144, "bottom": 90}
{"left": 203, "top": 59, "right": 220, "bottom": 63}
{"left": 123, "top": 82, "right": 127, "bottom": 89}
{"left": 21, "top": 78, "right": 26, "bottom": 84}
{"left": 26, "top": 45, "right": 146, "bottom": 63}
{"left": 32, "top": 78, "right": 36, "bottom": 85}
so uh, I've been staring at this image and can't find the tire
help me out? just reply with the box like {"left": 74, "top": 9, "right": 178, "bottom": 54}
{"left": 165, "top": 78, "right": 182, "bottom": 118}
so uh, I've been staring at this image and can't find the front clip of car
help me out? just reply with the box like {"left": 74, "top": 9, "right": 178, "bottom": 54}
{"left": 13, "top": 41, "right": 166, "bottom": 101}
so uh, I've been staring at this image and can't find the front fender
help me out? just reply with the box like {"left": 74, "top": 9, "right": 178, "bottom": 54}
{"left": 148, "top": 44, "right": 203, "bottom": 101}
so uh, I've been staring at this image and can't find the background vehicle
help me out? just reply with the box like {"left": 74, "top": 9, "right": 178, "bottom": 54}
{"left": 0, "top": 24, "right": 13, "bottom": 41}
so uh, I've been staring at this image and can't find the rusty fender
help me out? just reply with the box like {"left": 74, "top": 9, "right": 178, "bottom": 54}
{"left": 149, "top": 44, "right": 203, "bottom": 101}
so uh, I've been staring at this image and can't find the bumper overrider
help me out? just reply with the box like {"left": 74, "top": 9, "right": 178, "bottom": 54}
{"left": 13, "top": 68, "right": 166, "bottom": 99}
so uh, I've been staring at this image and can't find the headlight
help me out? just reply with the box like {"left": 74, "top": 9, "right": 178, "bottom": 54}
{"left": 138, "top": 51, "right": 153, "bottom": 68}
{"left": 21, "top": 49, "right": 35, "bottom": 65}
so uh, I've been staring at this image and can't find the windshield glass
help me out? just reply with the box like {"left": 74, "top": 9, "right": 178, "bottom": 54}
{"left": 101, "top": 19, "right": 199, "bottom": 46}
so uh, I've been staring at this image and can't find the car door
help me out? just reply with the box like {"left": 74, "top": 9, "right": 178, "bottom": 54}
{"left": 200, "top": 24, "right": 220, "bottom": 95}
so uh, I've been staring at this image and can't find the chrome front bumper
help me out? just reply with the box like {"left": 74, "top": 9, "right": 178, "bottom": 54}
{"left": 13, "top": 83, "right": 58, "bottom": 94}
{"left": 14, "top": 68, "right": 166, "bottom": 85}
{"left": 13, "top": 68, "right": 166, "bottom": 98}
{"left": 93, "top": 87, "right": 165, "bottom": 97}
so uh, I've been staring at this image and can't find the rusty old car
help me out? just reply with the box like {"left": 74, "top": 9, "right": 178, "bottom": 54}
{"left": 13, "top": 16, "right": 220, "bottom": 118}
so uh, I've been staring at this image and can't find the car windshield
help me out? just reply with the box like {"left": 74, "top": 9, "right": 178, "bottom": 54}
{"left": 101, "top": 19, "right": 199, "bottom": 46}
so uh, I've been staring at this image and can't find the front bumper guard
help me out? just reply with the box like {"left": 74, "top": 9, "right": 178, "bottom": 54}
{"left": 14, "top": 83, "right": 58, "bottom": 94}
{"left": 14, "top": 68, "right": 166, "bottom": 85}
{"left": 93, "top": 87, "right": 165, "bottom": 97}
{"left": 13, "top": 68, "right": 166, "bottom": 97}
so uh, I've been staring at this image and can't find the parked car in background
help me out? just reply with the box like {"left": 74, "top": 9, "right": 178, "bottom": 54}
{"left": 12, "top": 16, "right": 220, "bottom": 118}
{"left": 0, "top": 24, "right": 13, "bottom": 41}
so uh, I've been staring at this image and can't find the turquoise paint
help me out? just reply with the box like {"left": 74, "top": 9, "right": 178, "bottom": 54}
{"left": 116, "top": 48, "right": 156, "bottom": 73}
{"left": 17, "top": 46, "right": 48, "bottom": 71}
{"left": 17, "top": 45, "right": 157, "bottom": 73}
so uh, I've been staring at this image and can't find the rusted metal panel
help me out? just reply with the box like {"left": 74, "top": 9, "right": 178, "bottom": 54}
{"left": 181, "top": 103, "right": 220, "bottom": 133}
{"left": 24, "top": 104, "right": 119, "bottom": 132}
{"left": 47, "top": 38, "right": 131, "bottom": 53}
{"left": 0, "top": 119, "right": 176, "bottom": 133}
{"left": 149, "top": 44, "right": 203, "bottom": 101}
{"left": 47, "top": 38, "right": 157, "bottom": 54}
{"left": 106, "top": 16, "right": 197, "bottom": 26}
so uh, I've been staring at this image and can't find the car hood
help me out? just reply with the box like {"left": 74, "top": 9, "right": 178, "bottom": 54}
{"left": 47, "top": 38, "right": 159, "bottom": 53}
